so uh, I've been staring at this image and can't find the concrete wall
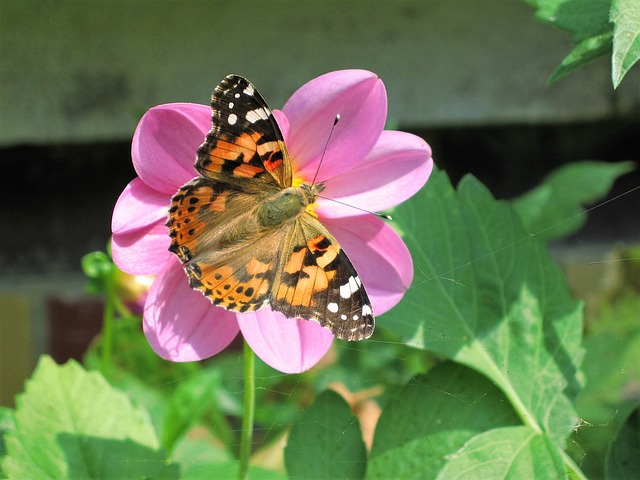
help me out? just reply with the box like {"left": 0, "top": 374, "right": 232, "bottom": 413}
{"left": 2, "top": 0, "right": 639, "bottom": 146}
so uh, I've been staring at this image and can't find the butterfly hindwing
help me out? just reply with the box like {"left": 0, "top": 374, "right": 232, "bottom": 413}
{"left": 196, "top": 74, "right": 292, "bottom": 189}
{"left": 185, "top": 243, "right": 279, "bottom": 313}
{"left": 271, "top": 214, "right": 374, "bottom": 341}
{"left": 168, "top": 176, "right": 283, "bottom": 311}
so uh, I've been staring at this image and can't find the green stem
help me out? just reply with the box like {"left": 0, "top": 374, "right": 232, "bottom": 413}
{"left": 100, "top": 279, "right": 115, "bottom": 380}
{"left": 238, "top": 341, "right": 256, "bottom": 480}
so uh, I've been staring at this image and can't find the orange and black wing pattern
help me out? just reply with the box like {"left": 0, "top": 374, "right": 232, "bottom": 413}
{"left": 196, "top": 74, "right": 292, "bottom": 190}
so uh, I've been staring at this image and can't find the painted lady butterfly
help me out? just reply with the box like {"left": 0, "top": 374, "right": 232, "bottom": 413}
{"left": 166, "top": 75, "right": 374, "bottom": 341}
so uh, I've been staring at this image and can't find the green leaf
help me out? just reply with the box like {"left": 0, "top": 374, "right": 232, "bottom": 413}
{"left": 606, "top": 406, "right": 640, "bottom": 479}
{"left": 389, "top": 168, "right": 584, "bottom": 446}
{"left": 171, "top": 437, "right": 286, "bottom": 480}
{"left": 530, "top": 0, "right": 615, "bottom": 82}
{"left": 611, "top": 0, "right": 640, "bottom": 87}
{"left": 512, "top": 161, "right": 635, "bottom": 242}
{"left": 0, "top": 407, "right": 15, "bottom": 476}
{"left": 532, "top": 0, "right": 612, "bottom": 40}
{"left": 81, "top": 250, "right": 116, "bottom": 294}
{"left": 549, "top": 32, "right": 613, "bottom": 84}
{"left": 284, "top": 390, "right": 366, "bottom": 480}
{"left": 368, "top": 362, "right": 521, "bottom": 479}
{"left": 3, "top": 356, "right": 179, "bottom": 479}
{"left": 161, "top": 367, "right": 221, "bottom": 453}
{"left": 436, "top": 426, "right": 566, "bottom": 479}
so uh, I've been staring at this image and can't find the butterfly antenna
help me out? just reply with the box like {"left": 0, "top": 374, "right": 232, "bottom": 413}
{"left": 311, "top": 114, "right": 341, "bottom": 186}
{"left": 316, "top": 194, "right": 393, "bottom": 220}
{"left": 312, "top": 114, "right": 391, "bottom": 221}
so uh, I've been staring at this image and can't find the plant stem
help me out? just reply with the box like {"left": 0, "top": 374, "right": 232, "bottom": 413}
{"left": 238, "top": 340, "right": 256, "bottom": 480}
{"left": 100, "top": 279, "right": 115, "bottom": 380}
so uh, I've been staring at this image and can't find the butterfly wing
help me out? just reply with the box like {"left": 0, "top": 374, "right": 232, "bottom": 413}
{"left": 168, "top": 178, "right": 374, "bottom": 339}
{"left": 168, "top": 74, "right": 292, "bottom": 303}
{"left": 168, "top": 176, "right": 280, "bottom": 311}
{"left": 196, "top": 74, "right": 292, "bottom": 190}
{"left": 270, "top": 214, "right": 375, "bottom": 341}
{"left": 168, "top": 74, "right": 374, "bottom": 341}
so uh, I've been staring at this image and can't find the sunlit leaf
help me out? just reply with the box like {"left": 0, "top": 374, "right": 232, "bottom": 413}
{"left": 611, "top": 0, "right": 640, "bottom": 87}
{"left": 3, "top": 356, "right": 178, "bottom": 479}
{"left": 436, "top": 426, "right": 565, "bottom": 479}
{"left": 369, "top": 362, "right": 521, "bottom": 478}
{"left": 389, "top": 168, "right": 584, "bottom": 446}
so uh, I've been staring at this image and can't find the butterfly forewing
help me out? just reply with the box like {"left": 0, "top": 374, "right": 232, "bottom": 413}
{"left": 197, "top": 75, "right": 292, "bottom": 189}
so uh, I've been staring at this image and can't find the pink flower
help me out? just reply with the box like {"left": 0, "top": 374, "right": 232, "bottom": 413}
{"left": 111, "top": 70, "right": 433, "bottom": 373}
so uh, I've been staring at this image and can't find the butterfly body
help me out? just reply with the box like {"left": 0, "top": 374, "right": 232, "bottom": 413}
{"left": 256, "top": 183, "right": 321, "bottom": 228}
{"left": 166, "top": 74, "right": 374, "bottom": 341}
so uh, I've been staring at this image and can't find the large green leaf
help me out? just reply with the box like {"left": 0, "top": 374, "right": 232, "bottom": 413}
{"left": 611, "top": 0, "right": 640, "bottom": 87}
{"left": 388, "top": 169, "right": 584, "bottom": 446}
{"left": 606, "top": 406, "right": 640, "bottom": 478}
{"left": 368, "top": 362, "right": 521, "bottom": 478}
{"left": 284, "top": 390, "right": 366, "bottom": 480}
{"left": 436, "top": 426, "right": 566, "bottom": 479}
{"left": 3, "top": 356, "right": 178, "bottom": 479}
{"left": 513, "top": 161, "right": 635, "bottom": 242}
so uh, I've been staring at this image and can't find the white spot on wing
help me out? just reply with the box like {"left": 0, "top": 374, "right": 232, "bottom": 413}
{"left": 243, "top": 85, "right": 255, "bottom": 96}
{"left": 327, "top": 302, "right": 339, "bottom": 313}
{"left": 228, "top": 102, "right": 234, "bottom": 109}
{"left": 340, "top": 314, "right": 347, "bottom": 320}
{"left": 362, "top": 304, "right": 373, "bottom": 316}
{"left": 246, "top": 107, "right": 270, "bottom": 124}
{"left": 228, "top": 113, "right": 237, "bottom": 125}
{"left": 339, "top": 276, "right": 361, "bottom": 299}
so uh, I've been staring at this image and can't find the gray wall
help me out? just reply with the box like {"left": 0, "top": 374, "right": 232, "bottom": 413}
{"left": 2, "top": 0, "right": 638, "bottom": 146}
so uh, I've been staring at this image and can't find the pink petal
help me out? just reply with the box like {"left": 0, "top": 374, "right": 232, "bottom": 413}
{"left": 318, "top": 131, "right": 433, "bottom": 216}
{"left": 282, "top": 70, "right": 387, "bottom": 181}
{"left": 143, "top": 259, "right": 240, "bottom": 361}
{"left": 111, "top": 178, "right": 175, "bottom": 274}
{"left": 132, "top": 103, "right": 210, "bottom": 194}
{"left": 323, "top": 215, "right": 413, "bottom": 316}
{"left": 111, "top": 178, "right": 170, "bottom": 234}
{"left": 238, "top": 310, "right": 334, "bottom": 374}
{"left": 111, "top": 220, "right": 172, "bottom": 275}
{"left": 272, "top": 109, "right": 290, "bottom": 140}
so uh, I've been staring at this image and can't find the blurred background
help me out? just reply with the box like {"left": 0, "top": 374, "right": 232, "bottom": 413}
{"left": 1, "top": 1, "right": 639, "bottom": 406}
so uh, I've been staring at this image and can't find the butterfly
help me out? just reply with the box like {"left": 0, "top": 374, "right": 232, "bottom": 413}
{"left": 166, "top": 74, "right": 374, "bottom": 341}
